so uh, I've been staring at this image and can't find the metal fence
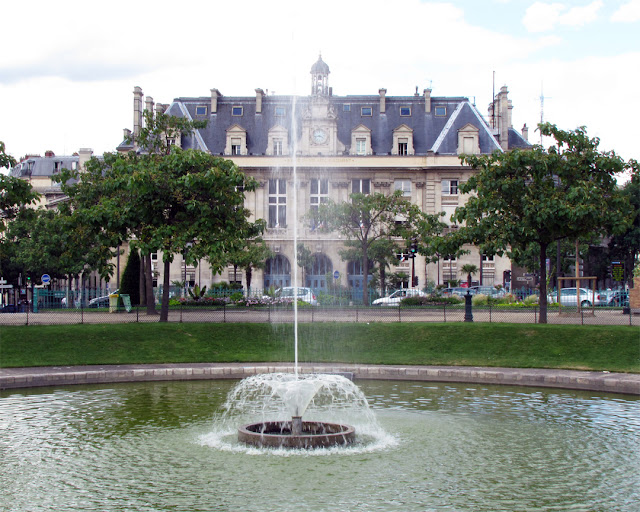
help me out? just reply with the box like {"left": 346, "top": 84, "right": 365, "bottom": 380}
{"left": 1, "top": 302, "right": 636, "bottom": 327}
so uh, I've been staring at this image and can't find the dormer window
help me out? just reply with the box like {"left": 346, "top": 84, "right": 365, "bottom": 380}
{"left": 435, "top": 106, "right": 446, "bottom": 116}
{"left": 225, "top": 124, "right": 247, "bottom": 156}
{"left": 275, "top": 107, "right": 285, "bottom": 116}
{"left": 232, "top": 106, "right": 243, "bottom": 116}
{"left": 195, "top": 106, "right": 207, "bottom": 116}
{"left": 392, "top": 124, "right": 414, "bottom": 156}
{"left": 400, "top": 106, "right": 411, "bottom": 116}
{"left": 350, "top": 125, "right": 372, "bottom": 156}
{"left": 361, "top": 107, "right": 372, "bottom": 116}
{"left": 457, "top": 123, "right": 480, "bottom": 155}
{"left": 343, "top": 104, "right": 351, "bottom": 112}
{"left": 267, "top": 125, "right": 289, "bottom": 156}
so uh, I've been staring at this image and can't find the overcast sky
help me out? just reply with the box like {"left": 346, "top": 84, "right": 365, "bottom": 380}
{"left": 1, "top": 0, "right": 638, "bottom": 171}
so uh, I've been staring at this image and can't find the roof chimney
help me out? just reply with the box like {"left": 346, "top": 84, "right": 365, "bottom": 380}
{"left": 133, "top": 86, "right": 143, "bottom": 138}
{"left": 424, "top": 89, "right": 432, "bottom": 113}
{"left": 211, "top": 88, "right": 221, "bottom": 114}
{"left": 145, "top": 96, "right": 154, "bottom": 117}
{"left": 522, "top": 123, "right": 529, "bottom": 142}
{"left": 379, "top": 88, "right": 387, "bottom": 114}
{"left": 255, "top": 88, "right": 264, "bottom": 113}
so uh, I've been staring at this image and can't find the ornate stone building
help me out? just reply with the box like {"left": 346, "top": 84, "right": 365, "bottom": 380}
{"left": 121, "top": 56, "right": 531, "bottom": 295}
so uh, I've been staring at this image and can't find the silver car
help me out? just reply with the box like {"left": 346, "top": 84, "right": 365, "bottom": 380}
{"left": 372, "top": 288, "right": 426, "bottom": 306}
{"left": 547, "top": 288, "right": 597, "bottom": 307}
{"left": 276, "top": 287, "right": 318, "bottom": 306}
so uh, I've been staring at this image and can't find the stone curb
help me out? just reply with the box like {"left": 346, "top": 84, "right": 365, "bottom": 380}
{"left": 1, "top": 363, "right": 638, "bottom": 395}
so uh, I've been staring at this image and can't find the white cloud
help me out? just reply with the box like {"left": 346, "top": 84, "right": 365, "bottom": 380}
{"left": 523, "top": 1, "right": 603, "bottom": 33}
{"left": 611, "top": 0, "right": 640, "bottom": 22}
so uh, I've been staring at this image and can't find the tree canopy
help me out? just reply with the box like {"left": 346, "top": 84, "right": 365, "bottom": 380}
{"left": 455, "top": 123, "right": 634, "bottom": 323}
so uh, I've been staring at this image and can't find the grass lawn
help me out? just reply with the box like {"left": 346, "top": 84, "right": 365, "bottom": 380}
{"left": 1, "top": 322, "right": 638, "bottom": 372}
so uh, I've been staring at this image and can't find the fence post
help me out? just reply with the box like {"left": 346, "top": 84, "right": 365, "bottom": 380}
{"left": 137, "top": 306, "right": 139, "bottom": 323}
{"left": 180, "top": 304, "right": 183, "bottom": 323}
{"left": 534, "top": 306, "right": 537, "bottom": 324}
{"left": 268, "top": 304, "right": 271, "bottom": 324}
{"left": 223, "top": 303, "right": 226, "bottom": 323}
{"left": 81, "top": 301, "right": 84, "bottom": 325}
{"left": 489, "top": 303, "right": 492, "bottom": 323}
{"left": 25, "top": 302, "right": 29, "bottom": 326}
{"left": 398, "top": 305, "right": 401, "bottom": 323}
{"left": 443, "top": 304, "right": 446, "bottom": 323}
{"left": 356, "top": 306, "right": 358, "bottom": 323}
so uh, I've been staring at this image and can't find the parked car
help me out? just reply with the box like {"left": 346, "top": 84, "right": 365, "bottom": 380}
{"left": 275, "top": 287, "right": 318, "bottom": 306}
{"left": 607, "top": 290, "right": 629, "bottom": 308}
{"left": 441, "top": 287, "right": 475, "bottom": 298}
{"left": 547, "top": 288, "right": 598, "bottom": 307}
{"left": 372, "top": 288, "right": 426, "bottom": 306}
{"left": 469, "top": 286, "right": 506, "bottom": 298}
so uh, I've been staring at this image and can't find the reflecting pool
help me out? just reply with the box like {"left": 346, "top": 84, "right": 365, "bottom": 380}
{"left": 1, "top": 380, "right": 638, "bottom": 511}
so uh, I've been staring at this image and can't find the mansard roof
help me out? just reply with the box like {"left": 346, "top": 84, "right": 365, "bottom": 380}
{"left": 166, "top": 91, "right": 520, "bottom": 157}
{"left": 10, "top": 155, "right": 78, "bottom": 178}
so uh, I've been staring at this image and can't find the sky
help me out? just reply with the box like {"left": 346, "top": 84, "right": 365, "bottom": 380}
{"left": 1, "top": 0, "right": 639, "bottom": 173}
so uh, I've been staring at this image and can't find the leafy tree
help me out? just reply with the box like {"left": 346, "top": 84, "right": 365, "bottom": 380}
{"left": 296, "top": 243, "right": 314, "bottom": 288}
{"left": 460, "top": 263, "right": 479, "bottom": 288}
{"left": 225, "top": 238, "right": 273, "bottom": 292}
{"left": 455, "top": 123, "right": 634, "bottom": 323}
{"left": 0, "top": 141, "right": 17, "bottom": 170}
{"left": 120, "top": 247, "right": 141, "bottom": 305}
{"left": 314, "top": 191, "right": 442, "bottom": 304}
{"left": 607, "top": 163, "right": 640, "bottom": 286}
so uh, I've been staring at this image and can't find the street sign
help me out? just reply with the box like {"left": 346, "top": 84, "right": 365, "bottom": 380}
{"left": 333, "top": 271, "right": 340, "bottom": 280}
{"left": 0, "top": 284, "right": 13, "bottom": 289}
{"left": 41, "top": 274, "right": 51, "bottom": 284}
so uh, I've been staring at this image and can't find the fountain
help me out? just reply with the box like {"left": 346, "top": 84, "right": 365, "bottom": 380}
{"left": 231, "top": 373, "right": 362, "bottom": 449}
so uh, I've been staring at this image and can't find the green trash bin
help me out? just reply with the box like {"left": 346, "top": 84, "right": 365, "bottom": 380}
{"left": 120, "top": 294, "right": 132, "bottom": 313}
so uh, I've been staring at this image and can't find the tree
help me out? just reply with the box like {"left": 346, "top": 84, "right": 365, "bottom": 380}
{"left": 296, "top": 243, "right": 314, "bottom": 288}
{"left": 607, "top": 163, "right": 640, "bottom": 287}
{"left": 315, "top": 191, "right": 442, "bottom": 304}
{"left": 225, "top": 238, "right": 273, "bottom": 292}
{"left": 460, "top": 264, "right": 478, "bottom": 288}
{"left": 0, "top": 141, "right": 16, "bottom": 170}
{"left": 120, "top": 247, "right": 141, "bottom": 305}
{"left": 455, "top": 123, "right": 634, "bottom": 323}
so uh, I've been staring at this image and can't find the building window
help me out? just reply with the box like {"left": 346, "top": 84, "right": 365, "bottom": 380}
{"left": 352, "top": 179, "right": 370, "bottom": 195}
{"left": 400, "top": 106, "right": 411, "bottom": 116}
{"left": 394, "top": 179, "right": 411, "bottom": 197}
{"left": 343, "top": 104, "right": 351, "bottom": 112}
{"left": 442, "top": 179, "right": 458, "bottom": 195}
{"left": 398, "top": 138, "right": 408, "bottom": 155}
{"left": 53, "top": 161, "right": 62, "bottom": 173}
{"left": 361, "top": 106, "right": 372, "bottom": 116}
{"left": 231, "top": 138, "right": 242, "bottom": 155}
{"left": 268, "top": 178, "right": 287, "bottom": 228}
{"left": 275, "top": 107, "right": 285, "bottom": 116}
{"left": 310, "top": 178, "right": 329, "bottom": 229}
{"left": 232, "top": 106, "right": 243, "bottom": 116}
{"left": 273, "top": 139, "right": 283, "bottom": 156}
{"left": 71, "top": 162, "right": 77, "bottom": 170}
{"left": 435, "top": 106, "right": 446, "bottom": 116}
{"left": 195, "top": 106, "right": 207, "bottom": 116}
{"left": 356, "top": 138, "right": 366, "bottom": 155}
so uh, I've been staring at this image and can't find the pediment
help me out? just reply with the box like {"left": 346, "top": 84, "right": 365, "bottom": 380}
{"left": 268, "top": 124, "right": 288, "bottom": 135}
{"left": 458, "top": 123, "right": 479, "bottom": 134}
{"left": 352, "top": 124, "right": 371, "bottom": 134}
{"left": 393, "top": 123, "right": 413, "bottom": 134}
{"left": 226, "top": 124, "right": 246, "bottom": 134}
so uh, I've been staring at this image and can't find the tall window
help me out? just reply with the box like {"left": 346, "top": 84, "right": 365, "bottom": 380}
{"left": 352, "top": 179, "right": 370, "bottom": 195}
{"left": 398, "top": 138, "right": 408, "bottom": 155}
{"left": 231, "top": 138, "right": 241, "bottom": 155}
{"left": 310, "top": 178, "right": 329, "bottom": 228}
{"left": 356, "top": 138, "right": 366, "bottom": 155}
{"left": 273, "top": 139, "right": 283, "bottom": 156}
{"left": 442, "top": 179, "right": 458, "bottom": 195}
{"left": 394, "top": 179, "right": 411, "bottom": 197}
{"left": 268, "top": 179, "right": 287, "bottom": 228}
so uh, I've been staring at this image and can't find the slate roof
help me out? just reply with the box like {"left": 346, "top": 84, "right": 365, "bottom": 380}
{"left": 164, "top": 91, "right": 519, "bottom": 157}
{"left": 10, "top": 155, "right": 78, "bottom": 179}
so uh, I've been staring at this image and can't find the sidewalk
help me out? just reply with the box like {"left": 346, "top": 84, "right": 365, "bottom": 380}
{"left": 1, "top": 363, "right": 638, "bottom": 395}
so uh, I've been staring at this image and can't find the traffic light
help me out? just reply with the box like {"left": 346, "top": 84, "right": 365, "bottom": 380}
{"left": 409, "top": 239, "right": 418, "bottom": 257}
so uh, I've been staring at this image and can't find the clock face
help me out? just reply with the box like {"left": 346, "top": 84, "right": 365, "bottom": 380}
{"left": 312, "top": 128, "right": 327, "bottom": 144}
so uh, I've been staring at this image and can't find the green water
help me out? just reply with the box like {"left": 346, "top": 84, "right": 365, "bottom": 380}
{"left": 1, "top": 380, "right": 638, "bottom": 511}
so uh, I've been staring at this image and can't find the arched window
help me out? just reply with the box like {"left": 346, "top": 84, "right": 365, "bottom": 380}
{"left": 305, "top": 254, "right": 333, "bottom": 290}
{"left": 264, "top": 255, "right": 291, "bottom": 289}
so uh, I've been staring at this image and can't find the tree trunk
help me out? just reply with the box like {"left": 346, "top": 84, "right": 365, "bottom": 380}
{"left": 362, "top": 245, "right": 370, "bottom": 306}
{"left": 144, "top": 253, "right": 156, "bottom": 315}
{"left": 160, "top": 259, "right": 171, "bottom": 322}
{"left": 139, "top": 255, "right": 146, "bottom": 306}
{"left": 246, "top": 265, "right": 253, "bottom": 292}
{"left": 538, "top": 241, "right": 549, "bottom": 324}
{"left": 380, "top": 261, "right": 387, "bottom": 297}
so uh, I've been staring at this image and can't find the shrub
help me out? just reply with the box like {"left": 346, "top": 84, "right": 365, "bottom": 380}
{"left": 401, "top": 295, "right": 463, "bottom": 306}
{"left": 523, "top": 294, "right": 539, "bottom": 306}
{"left": 472, "top": 293, "right": 489, "bottom": 306}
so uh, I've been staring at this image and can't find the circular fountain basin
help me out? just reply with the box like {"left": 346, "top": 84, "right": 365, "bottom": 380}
{"left": 238, "top": 420, "right": 355, "bottom": 449}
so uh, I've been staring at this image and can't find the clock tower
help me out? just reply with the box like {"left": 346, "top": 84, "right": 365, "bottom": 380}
{"left": 299, "top": 55, "right": 345, "bottom": 156}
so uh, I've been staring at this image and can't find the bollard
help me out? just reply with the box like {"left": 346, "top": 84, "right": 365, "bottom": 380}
{"left": 464, "top": 291, "right": 473, "bottom": 322}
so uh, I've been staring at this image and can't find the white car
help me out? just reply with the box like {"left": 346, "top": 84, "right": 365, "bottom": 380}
{"left": 547, "top": 287, "right": 597, "bottom": 307}
{"left": 372, "top": 288, "right": 426, "bottom": 306}
{"left": 276, "top": 287, "right": 318, "bottom": 306}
